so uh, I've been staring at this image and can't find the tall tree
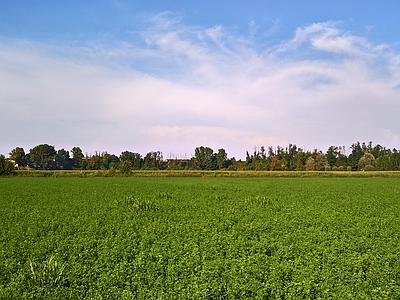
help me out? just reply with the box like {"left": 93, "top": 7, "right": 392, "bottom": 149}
{"left": 314, "top": 152, "right": 329, "bottom": 171}
{"left": 358, "top": 152, "right": 376, "bottom": 171}
{"left": 306, "top": 157, "right": 315, "bottom": 171}
{"left": 101, "top": 152, "right": 120, "bottom": 169}
{"left": 376, "top": 155, "right": 391, "bottom": 171}
{"left": 390, "top": 149, "right": 400, "bottom": 170}
{"left": 194, "top": 146, "right": 214, "bottom": 170}
{"left": 71, "top": 147, "right": 84, "bottom": 169}
{"left": 9, "top": 147, "right": 26, "bottom": 168}
{"left": 0, "top": 155, "right": 15, "bottom": 175}
{"left": 326, "top": 146, "right": 339, "bottom": 167}
{"left": 295, "top": 150, "right": 308, "bottom": 171}
{"left": 143, "top": 151, "right": 164, "bottom": 169}
{"left": 28, "top": 144, "right": 56, "bottom": 169}
{"left": 348, "top": 142, "right": 364, "bottom": 170}
{"left": 216, "top": 148, "right": 228, "bottom": 169}
{"left": 88, "top": 152, "right": 102, "bottom": 170}
{"left": 55, "top": 148, "right": 73, "bottom": 170}
{"left": 120, "top": 151, "right": 142, "bottom": 169}
{"left": 286, "top": 144, "right": 298, "bottom": 171}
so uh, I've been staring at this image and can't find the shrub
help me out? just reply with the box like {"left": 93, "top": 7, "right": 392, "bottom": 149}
{"left": 119, "top": 160, "right": 133, "bottom": 174}
{"left": 364, "top": 164, "right": 375, "bottom": 171}
{"left": 0, "top": 155, "right": 15, "bottom": 176}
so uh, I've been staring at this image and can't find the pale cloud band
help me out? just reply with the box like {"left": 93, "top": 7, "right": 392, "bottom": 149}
{"left": 1, "top": 15, "right": 399, "bottom": 158}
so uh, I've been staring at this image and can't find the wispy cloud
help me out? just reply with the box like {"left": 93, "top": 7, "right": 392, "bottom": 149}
{"left": 1, "top": 16, "right": 400, "bottom": 158}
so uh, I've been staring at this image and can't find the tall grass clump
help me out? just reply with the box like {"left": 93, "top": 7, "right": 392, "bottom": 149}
{"left": 27, "top": 256, "right": 67, "bottom": 288}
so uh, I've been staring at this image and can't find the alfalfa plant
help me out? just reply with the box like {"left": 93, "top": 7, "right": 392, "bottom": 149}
{"left": 115, "top": 195, "right": 158, "bottom": 212}
{"left": 245, "top": 195, "right": 273, "bottom": 206}
{"left": 28, "top": 255, "right": 67, "bottom": 288}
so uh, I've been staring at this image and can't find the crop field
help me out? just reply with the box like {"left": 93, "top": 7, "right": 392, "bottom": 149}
{"left": 1, "top": 176, "right": 400, "bottom": 299}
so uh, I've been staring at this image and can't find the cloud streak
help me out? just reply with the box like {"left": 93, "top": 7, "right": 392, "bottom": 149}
{"left": 1, "top": 15, "right": 400, "bottom": 158}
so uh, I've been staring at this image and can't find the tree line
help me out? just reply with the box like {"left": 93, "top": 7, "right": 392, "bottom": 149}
{"left": 1, "top": 141, "right": 400, "bottom": 175}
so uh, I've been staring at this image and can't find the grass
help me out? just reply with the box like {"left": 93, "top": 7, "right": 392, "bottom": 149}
{"left": 1, "top": 177, "right": 400, "bottom": 299}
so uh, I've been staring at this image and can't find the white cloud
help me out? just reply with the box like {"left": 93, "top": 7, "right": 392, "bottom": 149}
{"left": 1, "top": 19, "right": 400, "bottom": 158}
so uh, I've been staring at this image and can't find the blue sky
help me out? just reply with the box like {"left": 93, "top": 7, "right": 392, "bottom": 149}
{"left": 1, "top": 1, "right": 400, "bottom": 159}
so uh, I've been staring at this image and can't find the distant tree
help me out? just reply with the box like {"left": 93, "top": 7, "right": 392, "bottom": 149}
{"left": 390, "top": 149, "right": 400, "bottom": 170}
{"left": 371, "top": 144, "right": 385, "bottom": 159}
{"left": 9, "top": 147, "right": 26, "bottom": 168}
{"left": 101, "top": 152, "right": 120, "bottom": 170}
{"left": 306, "top": 157, "right": 315, "bottom": 171}
{"left": 194, "top": 146, "right": 214, "bottom": 170}
{"left": 56, "top": 148, "right": 73, "bottom": 170}
{"left": 216, "top": 148, "right": 228, "bottom": 169}
{"left": 119, "top": 160, "right": 132, "bottom": 174}
{"left": 348, "top": 142, "right": 365, "bottom": 170}
{"left": 120, "top": 151, "right": 142, "bottom": 169}
{"left": 260, "top": 146, "right": 266, "bottom": 160}
{"left": 28, "top": 144, "right": 56, "bottom": 169}
{"left": 336, "top": 146, "right": 349, "bottom": 169}
{"left": 0, "top": 155, "right": 15, "bottom": 175}
{"left": 314, "top": 152, "right": 329, "bottom": 171}
{"left": 358, "top": 152, "right": 376, "bottom": 171}
{"left": 143, "top": 151, "right": 164, "bottom": 169}
{"left": 294, "top": 150, "right": 308, "bottom": 171}
{"left": 286, "top": 144, "right": 298, "bottom": 171}
{"left": 71, "top": 147, "right": 84, "bottom": 169}
{"left": 270, "top": 157, "right": 283, "bottom": 171}
{"left": 245, "top": 151, "right": 252, "bottom": 165}
{"left": 376, "top": 155, "right": 391, "bottom": 171}
{"left": 326, "top": 146, "right": 338, "bottom": 167}
{"left": 88, "top": 152, "right": 102, "bottom": 170}
{"left": 267, "top": 146, "right": 275, "bottom": 158}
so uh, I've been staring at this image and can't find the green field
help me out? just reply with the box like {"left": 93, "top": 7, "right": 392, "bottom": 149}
{"left": 1, "top": 177, "right": 400, "bottom": 299}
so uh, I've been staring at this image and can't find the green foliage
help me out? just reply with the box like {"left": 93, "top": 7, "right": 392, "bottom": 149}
{"left": 194, "top": 146, "right": 215, "bottom": 170}
{"left": 0, "top": 154, "right": 15, "bottom": 176}
{"left": 9, "top": 147, "right": 26, "bottom": 167}
{"left": 71, "top": 147, "right": 84, "bottom": 169}
{"left": 120, "top": 151, "right": 142, "bottom": 169}
{"left": 115, "top": 195, "right": 158, "bottom": 212}
{"left": 1, "top": 177, "right": 400, "bottom": 298}
{"left": 216, "top": 148, "right": 229, "bottom": 169}
{"left": 358, "top": 152, "right": 376, "bottom": 171}
{"left": 55, "top": 148, "right": 73, "bottom": 170}
{"left": 28, "top": 144, "right": 57, "bottom": 170}
{"left": 314, "top": 152, "right": 328, "bottom": 171}
{"left": 306, "top": 157, "right": 315, "bottom": 171}
{"left": 5, "top": 140, "right": 400, "bottom": 172}
{"left": 364, "top": 164, "right": 375, "bottom": 171}
{"left": 118, "top": 160, "right": 132, "bottom": 174}
{"left": 27, "top": 256, "right": 67, "bottom": 288}
{"left": 376, "top": 155, "right": 391, "bottom": 171}
{"left": 142, "top": 151, "right": 164, "bottom": 169}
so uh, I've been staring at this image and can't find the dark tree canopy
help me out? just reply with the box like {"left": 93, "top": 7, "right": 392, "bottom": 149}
{"left": 0, "top": 154, "right": 15, "bottom": 175}
{"left": 28, "top": 144, "right": 57, "bottom": 170}
{"left": 3, "top": 141, "right": 400, "bottom": 174}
